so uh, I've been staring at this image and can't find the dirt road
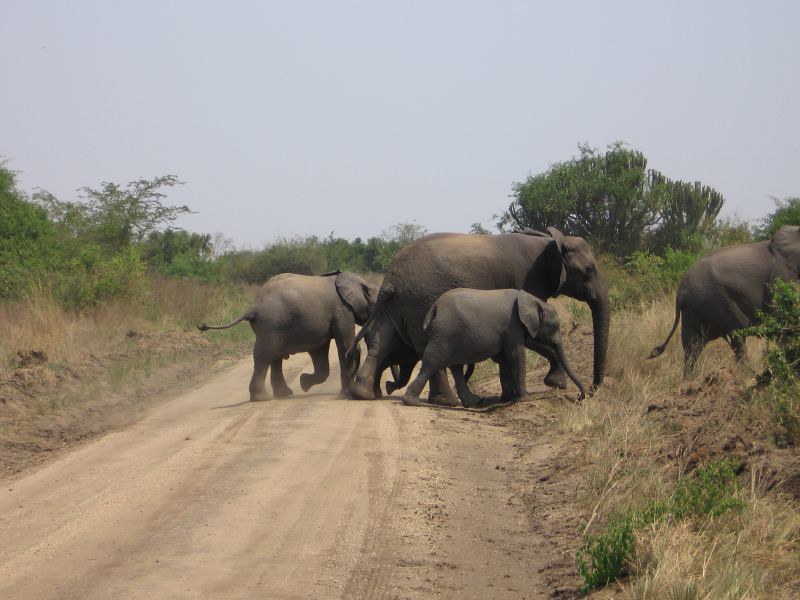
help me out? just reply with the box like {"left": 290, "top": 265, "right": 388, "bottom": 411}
{"left": 0, "top": 349, "right": 567, "bottom": 599}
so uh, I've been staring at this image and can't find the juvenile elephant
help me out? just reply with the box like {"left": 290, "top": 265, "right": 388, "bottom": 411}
{"left": 402, "top": 289, "right": 586, "bottom": 407}
{"left": 199, "top": 271, "right": 377, "bottom": 401}
{"left": 650, "top": 225, "right": 800, "bottom": 374}
{"left": 349, "top": 228, "right": 610, "bottom": 405}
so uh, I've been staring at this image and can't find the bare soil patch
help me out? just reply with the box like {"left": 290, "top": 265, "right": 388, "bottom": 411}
{"left": 0, "top": 329, "right": 247, "bottom": 477}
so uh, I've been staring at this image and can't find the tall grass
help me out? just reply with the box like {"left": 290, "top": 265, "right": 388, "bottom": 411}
{"left": 553, "top": 297, "right": 800, "bottom": 597}
{"left": 0, "top": 276, "right": 254, "bottom": 372}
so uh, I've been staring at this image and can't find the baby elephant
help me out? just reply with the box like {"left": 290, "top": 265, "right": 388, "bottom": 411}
{"left": 402, "top": 289, "right": 586, "bottom": 407}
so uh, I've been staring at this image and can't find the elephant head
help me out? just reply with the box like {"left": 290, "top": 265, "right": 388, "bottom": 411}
{"left": 515, "top": 291, "right": 587, "bottom": 399}
{"left": 769, "top": 225, "right": 800, "bottom": 277}
{"left": 524, "top": 228, "right": 610, "bottom": 386}
{"left": 335, "top": 272, "right": 378, "bottom": 325}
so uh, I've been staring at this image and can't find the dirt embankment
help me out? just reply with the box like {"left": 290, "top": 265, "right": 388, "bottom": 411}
{"left": 0, "top": 328, "right": 247, "bottom": 477}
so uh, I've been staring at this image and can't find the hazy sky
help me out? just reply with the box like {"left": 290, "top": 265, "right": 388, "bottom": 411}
{"left": 2, "top": 1, "right": 798, "bottom": 247}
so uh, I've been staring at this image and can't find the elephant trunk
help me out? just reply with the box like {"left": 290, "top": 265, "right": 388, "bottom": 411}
{"left": 556, "top": 340, "right": 586, "bottom": 400}
{"left": 587, "top": 276, "right": 611, "bottom": 387}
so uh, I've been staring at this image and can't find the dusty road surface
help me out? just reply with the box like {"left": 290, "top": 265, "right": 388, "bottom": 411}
{"left": 0, "top": 349, "right": 566, "bottom": 599}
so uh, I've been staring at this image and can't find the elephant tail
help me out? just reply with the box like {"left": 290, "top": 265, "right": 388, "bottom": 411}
{"left": 649, "top": 296, "right": 682, "bottom": 359}
{"left": 198, "top": 311, "right": 255, "bottom": 332}
{"left": 346, "top": 313, "right": 376, "bottom": 360}
{"left": 422, "top": 304, "right": 437, "bottom": 332}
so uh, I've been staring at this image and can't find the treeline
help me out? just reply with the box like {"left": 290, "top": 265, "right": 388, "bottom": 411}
{"left": 500, "top": 142, "right": 754, "bottom": 255}
{"left": 3, "top": 142, "right": 798, "bottom": 311}
{"left": 0, "top": 165, "right": 427, "bottom": 308}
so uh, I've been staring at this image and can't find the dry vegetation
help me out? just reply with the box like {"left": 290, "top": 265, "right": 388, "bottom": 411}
{"left": 0, "top": 277, "right": 255, "bottom": 475}
{"left": 549, "top": 297, "right": 800, "bottom": 598}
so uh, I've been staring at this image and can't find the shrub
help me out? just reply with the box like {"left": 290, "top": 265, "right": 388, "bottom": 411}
{"left": 577, "top": 460, "right": 742, "bottom": 591}
{"left": 600, "top": 248, "right": 700, "bottom": 310}
{"left": 577, "top": 511, "right": 637, "bottom": 590}
{"left": 0, "top": 165, "right": 58, "bottom": 299}
{"left": 740, "top": 280, "right": 800, "bottom": 445}
{"left": 754, "top": 197, "right": 800, "bottom": 240}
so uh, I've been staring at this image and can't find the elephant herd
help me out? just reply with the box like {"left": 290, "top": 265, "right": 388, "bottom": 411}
{"left": 199, "top": 225, "right": 800, "bottom": 406}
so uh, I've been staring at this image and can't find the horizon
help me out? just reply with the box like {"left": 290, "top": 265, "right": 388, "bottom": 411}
{"left": 2, "top": 1, "right": 798, "bottom": 247}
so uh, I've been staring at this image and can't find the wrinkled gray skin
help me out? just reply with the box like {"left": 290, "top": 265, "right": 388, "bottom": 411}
{"left": 650, "top": 225, "right": 800, "bottom": 375}
{"left": 199, "top": 272, "right": 377, "bottom": 401}
{"left": 349, "top": 228, "right": 610, "bottom": 405}
{"left": 402, "top": 289, "right": 586, "bottom": 407}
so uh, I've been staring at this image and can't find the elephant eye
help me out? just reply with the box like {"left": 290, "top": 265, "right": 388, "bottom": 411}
{"left": 586, "top": 264, "right": 596, "bottom": 274}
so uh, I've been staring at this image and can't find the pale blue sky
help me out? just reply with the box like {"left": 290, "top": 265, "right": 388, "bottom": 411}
{"left": 2, "top": 1, "right": 798, "bottom": 246}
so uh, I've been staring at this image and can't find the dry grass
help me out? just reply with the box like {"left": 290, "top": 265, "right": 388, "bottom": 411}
{"left": 0, "top": 276, "right": 254, "bottom": 373}
{"left": 548, "top": 296, "right": 800, "bottom": 598}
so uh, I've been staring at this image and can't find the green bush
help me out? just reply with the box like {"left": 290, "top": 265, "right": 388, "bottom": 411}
{"left": 600, "top": 248, "right": 700, "bottom": 310}
{"left": 52, "top": 243, "right": 148, "bottom": 309}
{"left": 577, "top": 511, "right": 637, "bottom": 590}
{"left": 577, "top": 460, "right": 742, "bottom": 591}
{"left": 740, "top": 280, "right": 800, "bottom": 445}
{"left": 0, "top": 166, "right": 58, "bottom": 298}
{"left": 754, "top": 197, "right": 800, "bottom": 240}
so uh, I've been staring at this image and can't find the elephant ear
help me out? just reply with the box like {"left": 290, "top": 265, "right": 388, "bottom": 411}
{"left": 769, "top": 225, "right": 800, "bottom": 276}
{"left": 546, "top": 227, "right": 565, "bottom": 255}
{"left": 335, "top": 273, "right": 375, "bottom": 325}
{"left": 515, "top": 294, "right": 543, "bottom": 340}
{"left": 538, "top": 239, "right": 567, "bottom": 298}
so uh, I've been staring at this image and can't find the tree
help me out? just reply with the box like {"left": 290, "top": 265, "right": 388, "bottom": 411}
{"left": 470, "top": 222, "right": 492, "bottom": 235}
{"left": 36, "top": 175, "right": 191, "bottom": 250}
{"left": 647, "top": 174, "right": 725, "bottom": 253}
{"left": 501, "top": 143, "right": 725, "bottom": 256}
{"left": 0, "top": 164, "right": 57, "bottom": 297}
{"left": 754, "top": 197, "right": 800, "bottom": 240}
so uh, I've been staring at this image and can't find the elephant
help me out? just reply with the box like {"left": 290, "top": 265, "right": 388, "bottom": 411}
{"left": 401, "top": 288, "right": 587, "bottom": 407}
{"left": 199, "top": 271, "right": 378, "bottom": 401}
{"left": 649, "top": 225, "right": 800, "bottom": 375}
{"left": 348, "top": 227, "right": 610, "bottom": 404}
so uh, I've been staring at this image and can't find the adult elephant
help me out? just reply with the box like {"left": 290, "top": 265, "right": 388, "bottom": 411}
{"left": 199, "top": 271, "right": 377, "bottom": 401}
{"left": 348, "top": 228, "right": 611, "bottom": 403}
{"left": 650, "top": 225, "right": 800, "bottom": 374}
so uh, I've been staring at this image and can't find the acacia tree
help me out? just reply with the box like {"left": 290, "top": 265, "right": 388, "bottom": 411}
{"left": 36, "top": 175, "right": 191, "bottom": 250}
{"left": 501, "top": 143, "right": 725, "bottom": 256}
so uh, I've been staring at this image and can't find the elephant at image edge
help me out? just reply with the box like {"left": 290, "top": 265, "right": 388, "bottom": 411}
{"left": 348, "top": 228, "right": 611, "bottom": 404}
{"left": 199, "top": 271, "right": 377, "bottom": 401}
{"left": 402, "top": 288, "right": 587, "bottom": 407}
{"left": 650, "top": 225, "right": 800, "bottom": 374}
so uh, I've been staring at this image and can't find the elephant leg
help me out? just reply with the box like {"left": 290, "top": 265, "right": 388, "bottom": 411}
{"left": 386, "top": 357, "right": 416, "bottom": 395}
{"left": 270, "top": 359, "right": 293, "bottom": 397}
{"left": 527, "top": 340, "right": 566, "bottom": 389}
{"left": 350, "top": 318, "right": 399, "bottom": 400}
{"left": 681, "top": 322, "right": 706, "bottom": 378}
{"left": 300, "top": 342, "right": 331, "bottom": 392}
{"left": 728, "top": 336, "right": 747, "bottom": 363}
{"left": 248, "top": 353, "right": 271, "bottom": 402}
{"left": 333, "top": 322, "right": 360, "bottom": 396}
{"left": 499, "top": 348, "right": 527, "bottom": 403}
{"left": 426, "top": 371, "right": 461, "bottom": 407}
{"left": 450, "top": 364, "right": 482, "bottom": 408}
{"left": 402, "top": 361, "right": 442, "bottom": 407}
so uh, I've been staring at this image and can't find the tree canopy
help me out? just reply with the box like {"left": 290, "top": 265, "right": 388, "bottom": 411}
{"left": 500, "top": 143, "right": 725, "bottom": 256}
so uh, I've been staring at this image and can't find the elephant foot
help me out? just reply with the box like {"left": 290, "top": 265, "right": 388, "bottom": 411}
{"left": 426, "top": 393, "right": 461, "bottom": 408}
{"left": 401, "top": 394, "right": 424, "bottom": 407}
{"left": 499, "top": 393, "right": 525, "bottom": 405}
{"left": 299, "top": 373, "right": 316, "bottom": 392}
{"left": 250, "top": 390, "right": 271, "bottom": 402}
{"left": 460, "top": 394, "right": 483, "bottom": 409}
{"left": 543, "top": 370, "right": 567, "bottom": 390}
{"left": 272, "top": 386, "right": 294, "bottom": 398}
{"left": 349, "top": 379, "right": 376, "bottom": 400}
